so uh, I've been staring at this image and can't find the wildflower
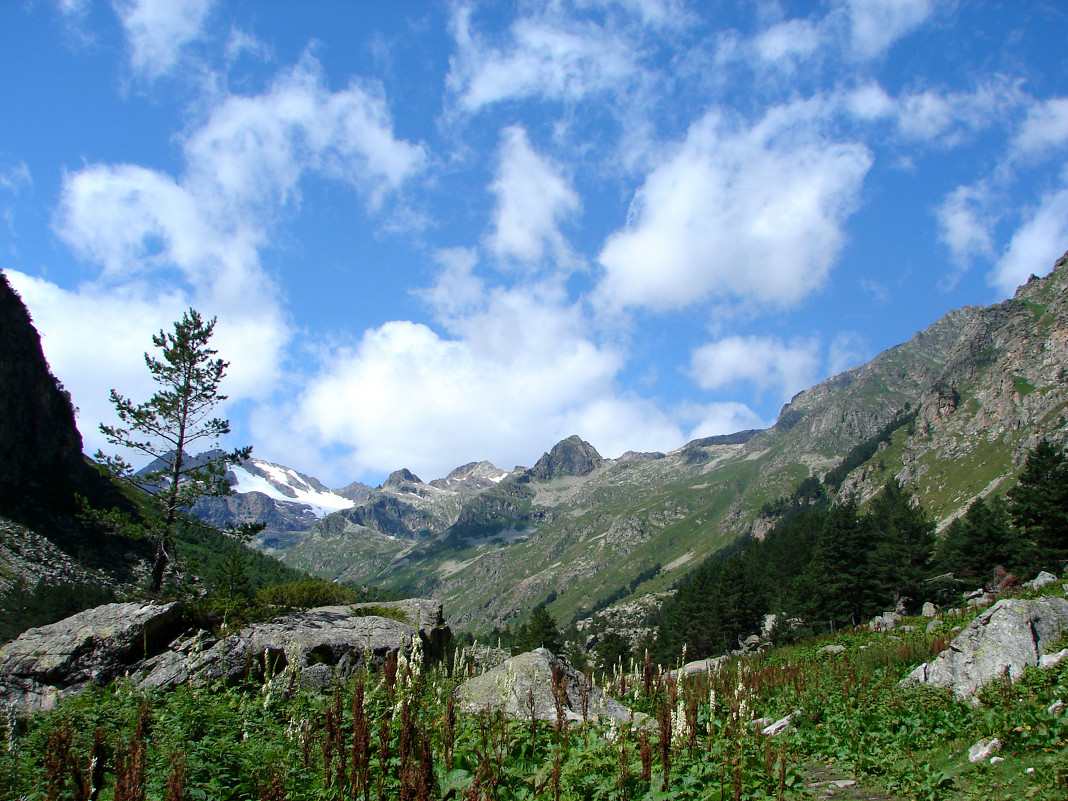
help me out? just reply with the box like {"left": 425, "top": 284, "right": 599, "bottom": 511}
{"left": 672, "top": 697, "right": 688, "bottom": 743}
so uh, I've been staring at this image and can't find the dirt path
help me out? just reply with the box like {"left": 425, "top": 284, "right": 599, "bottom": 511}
{"left": 803, "top": 762, "right": 902, "bottom": 800}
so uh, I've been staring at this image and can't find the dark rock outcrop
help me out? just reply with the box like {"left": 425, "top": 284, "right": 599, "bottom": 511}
{"left": 530, "top": 435, "right": 604, "bottom": 480}
{"left": 0, "top": 274, "right": 87, "bottom": 503}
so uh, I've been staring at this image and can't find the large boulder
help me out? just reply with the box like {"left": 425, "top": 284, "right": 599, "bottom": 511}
{"left": 139, "top": 604, "right": 449, "bottom": 693}
{"left": 900, "top": 596, "right": 1068, "bottom": 700}
{"left": 455, "top": 648, "right": 633, "bottom": 724}
{"left": 0, "top": 602, "right": 182, "bottom": 712}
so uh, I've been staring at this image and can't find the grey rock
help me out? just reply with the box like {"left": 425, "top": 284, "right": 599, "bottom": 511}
{"left": 1039, "top": 648, "right": 1068, "bottom": 669}
{"left": 817, "top": 644, "right": 846, "bottom": 655}
{"left": 667, "top": 655, "right": 728, "bottom": 681}
{"left": 925, "top": 619, "right": 944, "bottom": 635}
{"left": 968, "top": 737, "right": 1001, "bottom": 763}
{"left": 761, "top": 712, "right": 796, "bottom": 736}
{"left": 0, "top": 602, "right": 182, "bottom": 713}
{"left": 922, "top": 602, "right": 937, "bottom": 618}
{"left": 139, "top": 605, "right": 442, "bottom": 692}
{"left": 455, "top": 648, "right": 633, "bottom": 724}
{"left": 870, "top": 611, "right": 901, "bottom": 632}
{"left": 901, "top": 597, "right": 1068, "bottom": 700}
{"left": 1028, "top": 571, "right": 1058, "bottom": 591}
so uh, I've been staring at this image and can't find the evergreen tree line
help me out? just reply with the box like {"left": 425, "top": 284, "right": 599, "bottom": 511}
{"left": 652, "top": 440, "right": 1068, "bottom": 664}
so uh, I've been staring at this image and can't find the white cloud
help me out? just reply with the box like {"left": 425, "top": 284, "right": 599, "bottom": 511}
{"left": 1012, "top": 97, "right": 1068, "bottom": 160}
{"left": 26, "top": 55, "right": 425, "bottom": 466}
{"left": 183, "top": 56, "right": 426, "bottom": 215}
{"left": 936, "top": 183, "right": 996, "bottom": 281}
{"left": 596, "top": 103, "right": 872, "bottom": 312}
{"left": 113, "top": 0, "right": 216, "bottom": 81}
{"left": 894, "top": 82, "right": 1019, "bottom": 145}
{"left": 421, "top": 248, "right": 485, "bottom": 322}
{"left": 989, "top": 173, "right": 1068, "bottom": 297}
{"left": 446, "top": 4, "right": 640, "bottom": 112}
{"left": 690, "top": 335, "right": 821, "bottom": 403}
{"left": 264, "top": 288, "right": 639, "bottom": 481}
{"left": 686, "top": 401, "right": 767, "bottom": 440}
{"left": 753, "top": 18, "right": 824, "bottom": 69}
{"left": 488, "top": 126, "right": 581, "bottom": 266}
{"left": 844, "top": 0, "right": 933, "bottom": 60}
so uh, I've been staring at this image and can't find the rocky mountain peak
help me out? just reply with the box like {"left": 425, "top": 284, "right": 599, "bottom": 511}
{"left": 430, "top": 461, "right": 509, "bottom": 492}
{"left": 384, "top": 468, "right": 423, "bottom": 488}
{"left": 0, "top": 274, "right": 87, "bottom": 502}
{"left": 530, "top": 435, "right": 603, "bottom": 480}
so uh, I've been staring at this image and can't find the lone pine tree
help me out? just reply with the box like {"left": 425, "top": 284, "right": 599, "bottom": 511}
{"left": 97, "top": 309, "right": 251, "bottom": 592}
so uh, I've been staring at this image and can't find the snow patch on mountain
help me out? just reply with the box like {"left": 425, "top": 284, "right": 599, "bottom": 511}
{"left": 230, "top": 461, "right": 354, "bottom": 518}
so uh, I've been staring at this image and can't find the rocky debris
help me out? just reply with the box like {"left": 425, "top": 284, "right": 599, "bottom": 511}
{"left": 869, "top": 611, "right": 901, "bottom": 632}
{"left": 139, "top": 603, "right": 450, "bottom": 693}
{"left": 454, "top": 648, "right": 633, "bottom": 724}
{"left": 0, "top": 602, "right": 182, "bottom": 713}
{"left": 921, "top": 602, "right": 937, "bottom": 618}
{"left": 1, "top": 600, "right": 451, "bottom": 711}
{"left": 968, "top": 737, "right": 1001, "bottom": 763}
{"left": 925, "top": 619, "right": 944, "bottom": 635}
{"left": 1027, "top": 571, "right": 1058, "bottom": 591}
{"left": 0, "top": 519, "right": 109, "bottom": 596}
{"left": 817, "top": 645, "right": 846, "bottom": 655}
{"left": 900, "top": 596, "right": 1068, "bottom": 700}
{"left": 761, "top": 712, "right": 796, "bottom": 736}
{"left": 1040, "top": 648, "right": 1068, "bottom": 669}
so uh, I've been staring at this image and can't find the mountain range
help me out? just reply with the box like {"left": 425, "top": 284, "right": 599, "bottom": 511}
{"left": 170, "top": 252, "right": 1068, "bottom": 633}
{"left": 3, "top": 252, "right": 1067, "bottom": 638}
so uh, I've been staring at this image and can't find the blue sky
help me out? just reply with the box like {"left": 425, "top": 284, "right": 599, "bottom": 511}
{"left": 3, "top": 1, "right": 1067, "bottom": 487}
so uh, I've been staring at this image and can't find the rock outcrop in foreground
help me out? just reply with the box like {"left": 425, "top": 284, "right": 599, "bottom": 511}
{"left": 0, "top": 599, "right": 450, "bottom": 713}
{"left": 901, "top": 596, "right": 1068, "bottom": 700}
{"left": 455, "top": 648, "right": 634, "bottom": 724}
{"left": 0, "top": 602, "right": 183, "bottom": 712}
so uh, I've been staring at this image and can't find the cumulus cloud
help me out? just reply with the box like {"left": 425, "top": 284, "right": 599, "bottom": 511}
{"left": 686, "top": 401, "right": 767, "bottom": 440}
{"left": 989, "top": 174, "right": 1068, "bottom": 297}
{"left": 113, "top": 0, "right": 216, "bottom": 81}
{"left": 25, "top": 55, "right": 424, "bottom": 460}
{"left": 844, "top": 0, "right": 933, "bottom": 60}
{"left": 1012, "top": 97, "right": 1068, "bottom": 160}
{"left": 261, "top": 289, "right": 646, "bottom": 481}
{"left": 488, "top": 126, "right": 581, "bottom": 267}
{"left": 936, "top": 183, "right": 996, "bottom": 282}
{"left": 446, "top": 4, "right": 640, "bottom": 112}
{"left": 690, "top": 335, "right": 821, "bottom": 403}
{"left": 753, "top": 18, "right": 824, "bottom": 71}
{"left": 596, "top": 103, "right": 872, "bottom": 312}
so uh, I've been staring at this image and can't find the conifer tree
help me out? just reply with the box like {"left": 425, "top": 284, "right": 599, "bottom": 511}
{"left": 1008, "top": 440, "right": 1068, "bottom": 571}
{"left": 867, "top": 479, "right": 935, "bottom": 612}
{"left": 97, "top": 309, "right": 251, "bottom": 593}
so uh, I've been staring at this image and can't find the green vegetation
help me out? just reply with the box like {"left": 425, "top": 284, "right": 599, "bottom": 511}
{"left": 4, "top": 600, "right": 1068, "bottom": 799}
{"left": 1014, "top": 375, "right": 1038, "bottom": 396}
{"left": 651, "top": 440, "right": 1068, "bottom": 665}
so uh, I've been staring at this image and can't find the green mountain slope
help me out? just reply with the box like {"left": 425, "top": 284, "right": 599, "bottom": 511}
{"left": 279, "top": 255, "right": 1068, "bottom": 633}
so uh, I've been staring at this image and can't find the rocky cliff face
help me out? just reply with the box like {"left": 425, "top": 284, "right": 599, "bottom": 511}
{"left": 0, "top": 273, "right": 87, "bottom": 503}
